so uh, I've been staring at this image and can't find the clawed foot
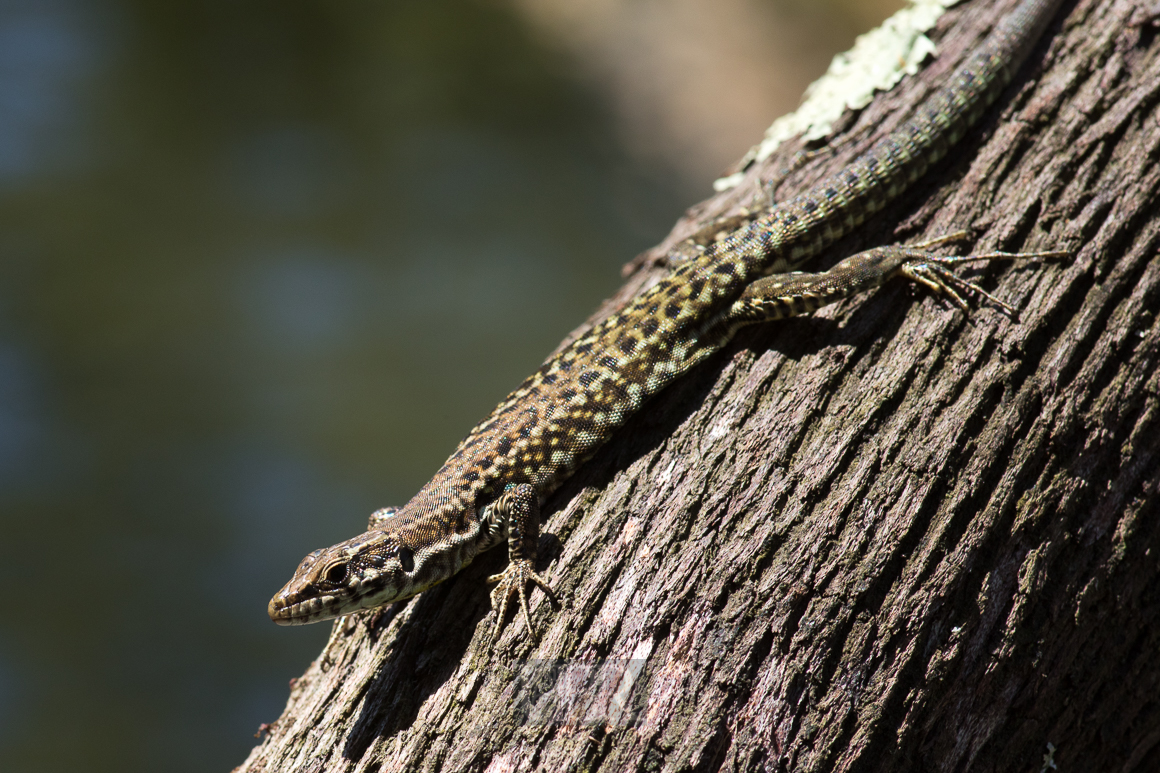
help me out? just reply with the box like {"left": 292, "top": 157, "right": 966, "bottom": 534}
{"left": 487, "top": 559, "right": 560, "bottom": 642}
{"left": 901, "top": 232, "right": 1069, "bottom": 314}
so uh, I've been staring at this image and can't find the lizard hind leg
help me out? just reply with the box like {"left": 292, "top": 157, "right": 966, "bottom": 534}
{"left": 485, "top": 483, "right": 561, "bottom": 643}
{"left": 897, "top": 242, "right": 1069, "bottom": 314}
{"left": 726, "top": 234, "right": 1068, "bottom": 324}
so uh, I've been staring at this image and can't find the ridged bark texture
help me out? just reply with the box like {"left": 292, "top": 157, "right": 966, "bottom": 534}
{"left": 239, "top": 1, "right": 1160, "bottom": 770}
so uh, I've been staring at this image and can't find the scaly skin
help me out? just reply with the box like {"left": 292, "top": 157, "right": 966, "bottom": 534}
{"left": 269, "top": 0, "right": 1065, "bottom": 640}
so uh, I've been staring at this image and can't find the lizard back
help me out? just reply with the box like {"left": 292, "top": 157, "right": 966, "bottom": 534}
{"left": 394, "top": 0, "right": 1063, "bottom": 527}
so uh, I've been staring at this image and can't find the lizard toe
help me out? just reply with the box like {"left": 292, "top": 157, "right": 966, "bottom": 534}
{"left": 487, "top": 559, "right": 558, "bottom": 641}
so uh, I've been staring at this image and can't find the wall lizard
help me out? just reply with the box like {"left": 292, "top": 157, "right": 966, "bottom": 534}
{"left": 269, "top": 0, "right": 1067, "bottom": 642}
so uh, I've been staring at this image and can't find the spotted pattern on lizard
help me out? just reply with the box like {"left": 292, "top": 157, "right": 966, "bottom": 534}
{"left": 269, "top": 0, "right": 1067, "bottom": 641}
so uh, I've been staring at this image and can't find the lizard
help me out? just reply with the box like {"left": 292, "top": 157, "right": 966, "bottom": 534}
{"left": 268, "top": 0, "right": 1067, "bottom": 642}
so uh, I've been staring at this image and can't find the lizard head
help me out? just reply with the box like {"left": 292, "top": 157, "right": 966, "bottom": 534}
{"left": 267, "top": 529, "right": 419, "bottom": 626}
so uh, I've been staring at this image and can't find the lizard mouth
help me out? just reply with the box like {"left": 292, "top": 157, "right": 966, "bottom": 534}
{"left": 268, "top": 591, "right": 344, "bottom": 626}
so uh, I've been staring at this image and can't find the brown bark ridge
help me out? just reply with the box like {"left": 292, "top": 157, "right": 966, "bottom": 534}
{"left": 239, "top": 1, "right": 1160, "bottom": 771}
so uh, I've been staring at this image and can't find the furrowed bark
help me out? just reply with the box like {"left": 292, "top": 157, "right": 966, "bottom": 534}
{"left": 239, "top": 1, "right": 1160, "bottom": 771}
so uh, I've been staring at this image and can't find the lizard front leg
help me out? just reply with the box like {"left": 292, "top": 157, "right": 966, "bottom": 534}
{"left": 485, "top": 483, "right": 560, "bottom": 641}
{"left": 727, "top": 233, "right": 1067, "bottom": 324}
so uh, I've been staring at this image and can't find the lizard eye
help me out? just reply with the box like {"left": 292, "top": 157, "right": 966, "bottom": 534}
{"left": 397, "top": 547, "right": 414, "bottom": 573}
{"left": 323, "top": 561, "right": 348, "bottom": 585}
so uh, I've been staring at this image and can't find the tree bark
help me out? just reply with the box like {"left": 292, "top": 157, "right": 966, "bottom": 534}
{"left": 238, "top": 1, "right": 1160, "bottom": 771}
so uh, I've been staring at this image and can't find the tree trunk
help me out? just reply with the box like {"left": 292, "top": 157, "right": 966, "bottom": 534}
{"left": 238, "top": 1, "right": 1160, "bottom": 771}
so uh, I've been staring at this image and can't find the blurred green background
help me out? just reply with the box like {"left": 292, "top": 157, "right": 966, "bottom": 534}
{"left": 0, "top": 0, "right": 899, "bottom": 770}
